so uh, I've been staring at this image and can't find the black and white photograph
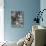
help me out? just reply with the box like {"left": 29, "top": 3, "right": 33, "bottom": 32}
{"left": 11, "top": 11, "right": 24, "bottom": 27}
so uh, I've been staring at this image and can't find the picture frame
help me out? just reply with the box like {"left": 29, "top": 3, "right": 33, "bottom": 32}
{"left": 11, "top": 11, "right": 24, "bottom": 27}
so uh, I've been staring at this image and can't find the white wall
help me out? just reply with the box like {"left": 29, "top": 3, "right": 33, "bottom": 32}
{"left": 0, "top": 0, "right": 4, "bottom": 42}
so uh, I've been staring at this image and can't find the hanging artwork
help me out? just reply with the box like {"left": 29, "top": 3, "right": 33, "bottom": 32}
{"left": 11, "top": 11, "right": 24, "bottom": 27}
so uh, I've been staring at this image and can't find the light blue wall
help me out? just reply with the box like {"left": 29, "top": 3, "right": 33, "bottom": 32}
{"left": 4, "top": 0, "right": 40, "bottom": 42}
{"left": 40, "top": 0, "right": 46, "bottom": 27}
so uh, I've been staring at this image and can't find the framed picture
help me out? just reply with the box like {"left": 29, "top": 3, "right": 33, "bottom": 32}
{"left": 11, "top": 11, "right": 24, "bottom": 27}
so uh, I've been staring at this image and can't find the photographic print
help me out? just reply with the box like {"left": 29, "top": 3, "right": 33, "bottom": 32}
{"left": 11, "top": 11, "right": 24, "bottom": 27}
